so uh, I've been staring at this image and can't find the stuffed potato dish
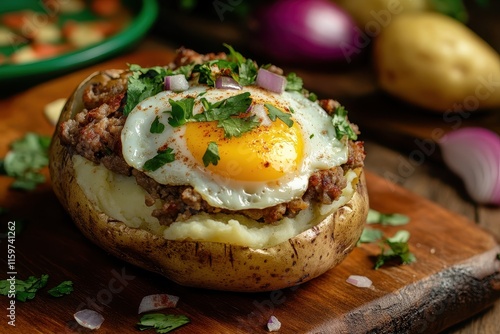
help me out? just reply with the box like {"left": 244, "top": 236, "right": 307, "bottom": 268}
{"left": 49, "top": 47, "right": 369, "bottom": 292}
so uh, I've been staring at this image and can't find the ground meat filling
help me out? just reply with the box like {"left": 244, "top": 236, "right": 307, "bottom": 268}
{"left": 59, "top": 50, "right": 365, "bottom": 225}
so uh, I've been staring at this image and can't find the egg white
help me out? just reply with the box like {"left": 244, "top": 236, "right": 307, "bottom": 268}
{"left": 121, "top": 85, "right": 348, "bottom": 211}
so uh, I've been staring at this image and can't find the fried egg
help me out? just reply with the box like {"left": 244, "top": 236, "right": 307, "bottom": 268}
{"left": 121, "top": 85, "right": 347, "bottom": 210}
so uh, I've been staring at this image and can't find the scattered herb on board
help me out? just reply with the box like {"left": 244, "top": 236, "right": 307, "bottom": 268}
{"left": 137, "top": 313, "right": 190, "bottom": 333}
{"left": 47, "top": 281, "right": 74, "bottom": 297}
{"left": 359, "top": 209, "right": 416, "bottom": 269}
{"left": 375, "top": 230, "right": 417, "bottom": 270}
{"left": 0, "top": 275, "right": 73, "bottom": 301}
{"left": 0, "top": 133, "right": 51, "bottom": 190}
{"left": 366, "top": 209, "right": 410, "bottom": 226}
{"left": 497, "top": 253, "right": 500, "bottom": 260}
{"left": 0, "top": 274, "right": 48, "bottom": 301}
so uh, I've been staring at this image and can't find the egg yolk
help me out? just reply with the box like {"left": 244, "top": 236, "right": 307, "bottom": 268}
{"left": 185, "top": 118, "right": 304, "bottom": 182}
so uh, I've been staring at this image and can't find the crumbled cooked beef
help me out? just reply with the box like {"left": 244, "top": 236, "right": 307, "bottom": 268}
{"left": 168, "top": 47, "right": 227, "bottom": 69}
{"left": 58, "top": 48, "right": 366, "bottom": 225}
{"left": 82, "top": 70, "right": 129, "bottom": 110}
{"left": 318, "top": 99, "right": 341, "bottom": 115}
{"left": 304, "top": 167, "right": 346, "bottom": 204}
{"left": 60, "top": 92, "right": 126, "bottom": 165}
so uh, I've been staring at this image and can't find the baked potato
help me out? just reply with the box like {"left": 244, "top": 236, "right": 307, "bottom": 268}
{"left": 49, "top": 49, "right": 369, "bottom": 292}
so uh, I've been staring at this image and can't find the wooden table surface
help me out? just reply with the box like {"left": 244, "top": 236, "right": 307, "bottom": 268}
{"left": 1, "top": 4, "right": 500, "bottom": 330}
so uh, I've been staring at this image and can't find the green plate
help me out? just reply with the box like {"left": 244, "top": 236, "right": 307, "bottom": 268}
{"left": 0, "top": 0, "right": 158, "bottom": 85}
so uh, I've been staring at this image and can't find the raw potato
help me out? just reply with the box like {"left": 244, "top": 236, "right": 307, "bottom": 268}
{"left": 374, "top": 12, "right": 500, "bottom": 112}
{"left": 333, "top": 0, "right": 429, "bottom": 28}
{"left": 49, "top": 70, "right": 370, "bottom": 292}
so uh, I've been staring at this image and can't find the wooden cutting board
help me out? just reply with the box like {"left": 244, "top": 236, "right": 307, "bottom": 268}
{"left": 1, "top": 46, "right": 499, "bottom": 334}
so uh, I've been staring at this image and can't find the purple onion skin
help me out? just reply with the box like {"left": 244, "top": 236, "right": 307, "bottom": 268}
{"left": 251, "top": 0, "right": 360, "bottom": 63}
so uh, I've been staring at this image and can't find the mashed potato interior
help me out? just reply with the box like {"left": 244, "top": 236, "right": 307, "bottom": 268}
{"left": 74, "top": 155, "right": 358, "bottom": 248}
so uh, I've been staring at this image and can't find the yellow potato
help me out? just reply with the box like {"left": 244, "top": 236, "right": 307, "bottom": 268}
{"left": 373, "top": 12, "right": 500, "bottom": 112}
{"left": 49, "top": 70, "right": 370, "bottom": 292}
{"left": 334, "top": 0, "right": 429, "bottom": 28}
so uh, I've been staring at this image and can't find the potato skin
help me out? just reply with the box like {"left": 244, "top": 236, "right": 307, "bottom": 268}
{"left": 374, "top": 12, "right": 500, "bottom": 112}
{"left": 49, "top": 70, "right": 369, "bottom": 292}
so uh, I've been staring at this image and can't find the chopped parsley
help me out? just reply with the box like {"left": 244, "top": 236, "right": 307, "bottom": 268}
{"left": 366, "top": 209, "right": 410, "bottom": 226}
{"left": 374, "top": 230, "right": 417, "bottom": 269}
{"left": 285, "top": 72, "right": 303, "bottom": 91}
{"left": 124, "top": 65, "right": 168, "bottom": 116}
{"left": 0, "top": 133, "right": 51, "bottom": 190}
{"left": 0, "top": 274, "right": 48, "bottom": 302}
{"left": 332, "top": 105, "right": 357, "bottom": 141}
{"left": 150, "top": 116, "right": 165, "bottom": 134}
{"left": 0, "top": 275, "right": 73, "bottom": 301}
{"left": 47, "top": 280, "right": 73, "bottom": 297}
{"left": 137, "top": 313, "right": 190, "bottom": 333}
{"left": 168, "top": 98, "right": 196, "bottom": 127}
{"left": 202, "top": 142, "right": 220, "bottom": 167}
{"left": 143, "top": 148, "right": 175, "bottom": 172}
{"left": 358, "top": 209, "right": 416, "bottom": 269}
{"left": 223, "top": 43, "right": 258, "bottom": 86}
{"left": 357, "top": 228, "right": 383, "bottom": 245}
{"left": 265, "top": 103, "right": 294, "bottom": 127}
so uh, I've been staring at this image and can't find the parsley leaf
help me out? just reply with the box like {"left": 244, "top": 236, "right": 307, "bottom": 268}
{"left": 124, "top": 65, "right": 168, "bottom": 116}
{"left": 497, "top": 253, "right": 500, "bottom": 261}
{"left": 357, "top": 228, "right": 383, "bottom": 245}
{"left": 285, "top": 72, "right": 303, "bottom": 91}
{"left": 168, "top": 98, "right": 195, "bottom": 127}
{"left": 0, "top": 274, "right": 49, "bottom": 302}
{"left": 193, "top": 60, "right": 237, "bottom": 86}
{"left": 47, "top": 280, "right": 73, "bottom": 297}
{"left": 202, "top": 142, "right": 220, "bottom": 167}
{"left": 137, "top": 313, "right": 190, "bottom": 333}
{"left": 217, "top": 116, "right": 260, "bottom": 138}
{"left": 150, "top": 116, "right": 165, "bottom": 134}
{"left": 0, "top": 133, "right": 51, "bottom": 190}
{"left": 265, "top": 104, "right": 294, "bottom": 127}
{"left": 374, "top": 230, "right": 416, "bottom": 269}
{"left": 331, "top": 105, "right": 357, "bottom": 141}
{"left": 223, "top": 43, "right": 258, "bottom": 85}
{"left": 196, "top": 92, "right": 252, "bottom": 122}
{"left": 194, "top": 92, "right": 256, "bottom": 138}
{"left": 143, "top": 148, "right": 175, "bottom": 172}
{"left": 366, "top": 209, "right": 410, "bottom": 226}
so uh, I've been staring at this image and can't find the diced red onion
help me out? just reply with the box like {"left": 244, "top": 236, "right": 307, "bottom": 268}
{"left": 346, "top": 275, "right": 372, "bottom": 288}
{"left": 138, "top": 294, "right": 180, "bottom": 314}
{"left": 439, "top": 127, "right": 500, "bottom": 205}
{"left": 267, "top": 315, "right": 281, "bottom": 332}
{"left": 215, "top": 76, "right": 242, "bottom": 90}
{"left": 74, "top": 309, "right": 104, "bottom": 330}
{"left": 164, "top": 74, "right": 189, "bottom": 92}
{"left": 256, "top": 68, "right": 286, "bottom": 94}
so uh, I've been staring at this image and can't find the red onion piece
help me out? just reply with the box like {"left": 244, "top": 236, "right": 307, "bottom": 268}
{"left": 138, "top": 294, "right": 180, "bottom": 314}
{"left": 256, "top": 68, "right": 286, "bottom": 94}
{"left": 215, "top": 76, "right": 242, "bottom": 90}
{"left": 251, "top": 0, "right": 360, "bottom": 63}
{"left": 439, "top": 127, "right": 500, "bottom": 205}
{"left": 267, "top": 315, "right": 282, "bottom": 332}
{"left": 74, "top": 309, "right": 104, "bottom": 330}
{"left": 346, "top": 275, "right": 372, "bottom": 288}
{"left": 164, "top": 74, "right": 189, "bottom": 92}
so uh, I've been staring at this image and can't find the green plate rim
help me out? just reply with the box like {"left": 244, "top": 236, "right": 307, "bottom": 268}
{"left": 0, "top": 0, "right": 158, "bottom": 81}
